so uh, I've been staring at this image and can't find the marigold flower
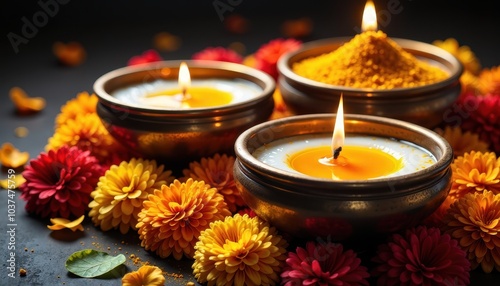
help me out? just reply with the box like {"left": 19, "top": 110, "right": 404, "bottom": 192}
{"left": 9, "top": 86, "right": 46, "bottom": 114}
{"left": 450, "top": 151, "right": 500, "bottom": 198}
{"left": 137, "top": 178, "right": 230, "bottom": 260}
{"left": 0, "top": 142, "right": 29, "bottom": 168}
{"left": 254, "top": 38, "right": 302, "bottom": 80}
{"left": 193, "top": 214, "right": 288, "bottom": 286}
{"left": 122, "top": 265, "right": 165, "bottom": 286}
{"left": 88, "top": 158, "right": 173, "bottom": 234}
{"left": 20, "top": 146, "right": 103, "bottom": 219}
{"left": 441, "top": 190, "right": 500, "bottom": 273}
{"left": 53, "top": 41, "right": 86, "bottom": 67}
{"left": 192, "top": 47, "right": 243, "bottom": 63}
{"left": 183, "top": 153, "right": 244, "bottom": 212}
{"left": 371, "top": 226, "right": 470, "bottom": 286}
{"left": 454, "top": 93, "right": 500, "bottom": 153}
{"left": 435, "top": 125, "right": 489, "bottom": 157}
{"left": 127, "top": 49, "right": 163, "bottom": 66}
{"left": 478, "top": 66, "right": 500, "bottom": 95}
{"left": 281, "top": 241, "right": 370, "bottom": 286}
{"left": 55, "top": 92, "right": 98, "bottom": 127}
{"left": 47, "top": 215, "right": 85, "bottom": 232}
{"left": 46, "top": 113, "right": 122, "bottom": 165}
{"left": 433, "top": 38, "right": 481, "bottom": 75}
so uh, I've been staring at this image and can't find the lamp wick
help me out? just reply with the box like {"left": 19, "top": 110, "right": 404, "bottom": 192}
{"left": 333, "top": 146, "right": 342, "bottom": 159}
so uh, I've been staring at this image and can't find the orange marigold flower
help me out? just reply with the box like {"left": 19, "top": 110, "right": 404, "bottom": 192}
{"left": 193, "top": 214, "right": 288, "bottom": 286}
{"left": 450, "top": 151, "right": 500, "bottom": 199}
{"left": 434, "top": 126, "right": 489, "bottom": 157}
{"left": 183, "top": 153, "right": 244, "bottom": 213}
{"left": 122, "top": 265, "right": 165, "bottom": 286}
{"left": 9, "top": 87, "right": 46, "bottom": 114}
{"left": 137, "top": 178, "right": 230, "bottom": 260}
{"left": 478, "top": 66, "right": 500, "bottom": 95}
{"left": 55, "top": 92, "right": 98, "bottom": 127}
{"left": 88, "top": 158, "right": 173, "bottom": 234}
{"left": 433, "top": 38, "right": 481, "bottom": 75}
{"left": 0, "top": 142, "right": 29, "bottom": 168}
{"left": 423, "top": 194, "right": 457, "bottom": 228}
{"left": 441, "top": 190, "right": 500, "bottom": 273}
{"left": 46, "top": 113, "right": 119, "bottom": 164}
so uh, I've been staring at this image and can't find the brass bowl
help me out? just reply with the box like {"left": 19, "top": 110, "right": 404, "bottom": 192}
{"left": 94, "top": 60, "right": 275, "bottom": 164}
{"left": 277, "top": 37, "right": 463, "bottom": 128}
{"left": 233, "top": 114, "right": 453, "bottom": 241}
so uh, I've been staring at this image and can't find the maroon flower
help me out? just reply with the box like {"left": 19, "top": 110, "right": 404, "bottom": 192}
{"left": 371, "top": 226, "right": 470, "bottom": 286}
{"left": 20, "top": 146, "right": 103, "bottom": 219}
{"left": 254, "top": 38, "right": 302, "bottom": 80}
{"left": 127, "top": 49, "right": 162, "bottom": 66}
{"left": 192, "top": 47, "right": 243, "bottom": 63}
{"left": 450, "top": 93, "right": 500, "bottom": 154}
{"left": 281, "top": 241, "right": 370, "bottom": 286}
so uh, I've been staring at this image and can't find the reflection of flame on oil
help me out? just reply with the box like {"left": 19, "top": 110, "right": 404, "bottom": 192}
{"left": 318, "top": 156, "right": 348, "bottom": 180}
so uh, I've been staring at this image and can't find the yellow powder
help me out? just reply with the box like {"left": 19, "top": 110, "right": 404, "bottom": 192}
{"left": 292, "top": 30, "right": 448, "bottom": 89}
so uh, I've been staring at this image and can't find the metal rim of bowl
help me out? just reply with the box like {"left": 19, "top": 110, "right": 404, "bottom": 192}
{"left": 234, "top": 113, "right": 453, "bottom": 198}
{"left": 277, "top": 37, "right": 463, "bottom": 97}
{"left": 93, "top": 60, "right": 276, "bottom": 116}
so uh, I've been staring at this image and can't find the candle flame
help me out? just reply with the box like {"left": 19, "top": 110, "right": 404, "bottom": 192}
{"left": 332, "top": 95, "right": 345, "bottom": 158}
{"left": 362, "top": 0, "right": 377, "bottom": 32}
{"left": 178, "top": 62, "right": 191, "bottom": 100}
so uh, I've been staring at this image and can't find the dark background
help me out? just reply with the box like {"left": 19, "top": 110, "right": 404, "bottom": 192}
{"left": 1, "top": 0, "right": 500, "bottom": 285}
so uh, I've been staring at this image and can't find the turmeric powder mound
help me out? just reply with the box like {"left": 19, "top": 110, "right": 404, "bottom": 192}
{"left": 292, "top": 30, "right": 448, "bottom": 89}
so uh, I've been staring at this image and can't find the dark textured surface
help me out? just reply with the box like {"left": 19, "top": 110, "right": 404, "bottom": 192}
{"left": 1, "top": 1, "right": 500, "bottom": 285}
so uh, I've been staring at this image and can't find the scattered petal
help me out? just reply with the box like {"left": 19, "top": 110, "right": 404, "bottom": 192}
{"left": 53, "top": 41, "right": 86, "bottom": 67}
{"left": 0, "top": 142, "right": 29, "bottom": 168}
{"left": 47, "top": 215, "right": 85, "bottom": 232}
{"left": 9, "top": 87, "right": 46, "bottom": 114}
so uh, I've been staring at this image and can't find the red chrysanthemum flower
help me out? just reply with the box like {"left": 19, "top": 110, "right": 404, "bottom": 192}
{"left": 254, "top": 38, "right": 302, "bottom": 80}
{"left": 20, "top": 146, "right": 103, "bottom": 219}
{"left": 237, "top": 207, "right": 257, "bottom": 218}
{"left": 192, "top": 47, "right": 243, "bottom": 63}
{"left": 371, "top": 226, "right": 470, "bottom": 286}
{"left": 127, "top": 49, "right": 163, "bottom": 66}
{"left": 281, "top": 241, "right": 370, "bottom": 286}
{"left": 452, "top": 93, "right": 500, "bottom": 154}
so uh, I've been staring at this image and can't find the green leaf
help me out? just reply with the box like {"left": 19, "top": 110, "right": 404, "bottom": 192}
{"left": 65, "top": 249, "right": 126, "bottom": 278}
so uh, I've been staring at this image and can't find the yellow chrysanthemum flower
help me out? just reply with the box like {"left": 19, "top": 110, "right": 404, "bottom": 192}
{"left": 435, "top": 126, "right": 489, "bottom": 157}
{"left": 46, "top": 112, "right": 117, "bottom": 163}
{"left": 183, "top": 154, "right": 244, "bottom": 213}
{"left": 88, "top": 158, "right": 173, "bottom": 234}
{"left": 450, "top": 151, "right": 500, "bottom": 199}
{"left": 193, "top": 214, "right": 288, "bottom": 286}
{"left": 122, "top": 265, "right": 165, "bottom": 286}
{"left": 55, "top": 92, "right": 98, "bottom": 127}
{"left": 137, "top": 178, "right": 230, "bottom": 260}
{"left": 460, "top": 70, "right": 481, "bottom": 95}
{"left": 478, "top": 66, "right": 500, "bottom": 95}
{"left": 433, "top": 38, "right": 481, "bottom": 75}
{"left": 442, "top": 190, "right": 500, "bottom": 273}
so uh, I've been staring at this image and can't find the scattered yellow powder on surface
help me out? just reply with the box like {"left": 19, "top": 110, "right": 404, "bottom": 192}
{"left": 293, "top": 30, "right": 448, "bottom": 89}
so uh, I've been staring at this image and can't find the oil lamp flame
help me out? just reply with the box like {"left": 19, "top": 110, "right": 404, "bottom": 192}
{"left": 362, "top": 0, "right": 377, "bottom": 32}
{"left": 332, "top": 95, "right": 344, "bottom": 159}
{"left": 178, "top": 62, "right": 191, "bottom": 100}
